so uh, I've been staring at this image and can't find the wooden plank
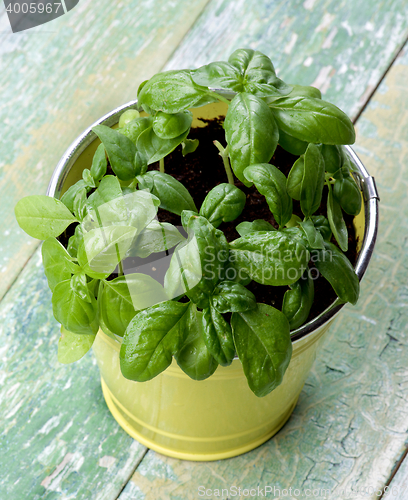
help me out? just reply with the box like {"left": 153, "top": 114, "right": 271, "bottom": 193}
{"left": 164, "top": 0, "right": 408, "bottom": 120}
{"left": 0, "top": 0, "right": 209, "bottom": 301}
{"left": 0, "top": 249, "right": 148, "bottom": 499}
{"left": 119, "top": 36, "right": 408, "bottom": 500}
{"left": 2, "top": 1, "right": 408, "bottom": 498}
{"left": 384, "top": 452, "right": 408, "bottom": 499}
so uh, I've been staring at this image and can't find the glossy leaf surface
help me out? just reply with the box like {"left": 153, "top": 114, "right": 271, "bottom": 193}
{"left": 231, "top": 303, "right": 292, "bottom": 397}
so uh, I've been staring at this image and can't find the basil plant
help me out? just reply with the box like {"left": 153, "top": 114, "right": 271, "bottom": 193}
{"left": 15, "top": 48, "right": 361, "bottom": 397}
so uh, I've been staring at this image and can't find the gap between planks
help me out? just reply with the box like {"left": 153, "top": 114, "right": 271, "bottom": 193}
{"left": 111, "top": 32, "right": 408, "bottom": 496}
{"left": 0, "top": 0, "right": 212, "bottom": 307}
{"left": 3, "top": 31, "right": 406, "bottom": 310}
{"left": 379, "top": 444, "right": 408, "bottom": 499}
{"left": 353, "top": 33, "right": 408, "bottom": 124}
{"left": 114, "top": 448, "right": 150, "bottom": 500}
{"left": 2, "top": 11, "right": 408, "bottom": 497}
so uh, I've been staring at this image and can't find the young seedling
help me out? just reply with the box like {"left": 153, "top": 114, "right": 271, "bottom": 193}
{"left": 15, "top": 48, "right": 361, "bottom": 397}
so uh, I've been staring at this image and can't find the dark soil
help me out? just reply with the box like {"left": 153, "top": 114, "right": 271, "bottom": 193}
{"left": 61, "top": 117, "right": 359, "bottom": 327}
{"left": 151, "top": 117, "right": 359, "bottom": 324}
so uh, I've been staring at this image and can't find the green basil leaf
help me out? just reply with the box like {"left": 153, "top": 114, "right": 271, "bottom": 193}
{"left": 82, "top": 168, "right": 95, "bottom": 189}
{"left": 100, "top": 273, "right": 168, "bottom": 337}
{"left": 85, "top": 176, "right": 128, "bottom": 231}
{"left": 189, "top": 93, "right": 220, "bottom": 108}
{"left": 137, "top": 79, "right": 148, "bottom": 96}
{"left": 90, "top": 143, "right": 108, "bottom": 181}
{"left": 138, "top": 171, "right": 197, "bottom": 215}
{"left": 228, "top": 48, "right": 276, "bottom": 84}
{"left": 286, "top": 156, "right": 304, "bottom": 201}
{"left": 87, "top": 175, "right": 123, "bottom": 211}
{"left": 264, "top": 84, "right": 321, "bottom": 106}
{"left": 67, "top": 224, "right": 83, "bottom": 258}
{"left": 164, "top": 215, "right": 229, "bottom": 306}
{"left": 300, "top": 144, "right": 325, "bottom": 217}
{"left": 78, "top": 225, "right": 137, "bottom": 279}
{"left": 245, "top": 81, "right": 292, "bottom": 98}
{"left": 52, "top": 279, "right": 98, "bottom": 335}
{"left": 192, "top": 61, "right": 244, "bottom": 92}
{"left": 229, "top": 231, "right": 309, "bottom": 286}
{"left": 138, "top": 70, "right": 208, "bottom": 113}
{"left": 333, "top": 175, "right": 362, "bottom": 216}
{"left": 137, "top": 126, "right": 189, "bottom": 164}
{"left": 125, "top": 190, "right": 160, "bottom": 233}
{"left": 281, "top": 226, "right": 309, "bottom": 247}
{"left": 86, "top": 178, "right": 158, "bottom": 235}
{"left": 311, "top": 215, "right": 332, "bottom": 241}
{"left": 153, "top": 110, "right": 192, "bottom": 140}
{"left": 312, "top": 241, "right": 359, "bottom": 304}
{"left": 129, "top": 220, "right": 185, "bottom": 258}
{"left": 73, "top": 187, "right": 88, "bottom": 222}
{"left": 163, "top": 237, "right": 202, "bottom": 301}
{"left": 243, "top": 163, "right": 293, "bottom": 227}
{"left": 120, "top": 301, "right": 191, "bottom": 381}
{"left": 287, "top": 84, "right": 322, "bottom": 100}
{"left": 184, "top": 215, "right": 229, "bottom": 305}
{"left": 282, "top": 271, "right": 314, "bottom": 329}
{"left": 321, "top": 144, "right": 342, "bottom": 174}
{"left": 223, "top": 257, "right": 251, "bottom": 286}
{"left": 88, "top": 278, "right": 100, "bottom": 298}
{"left": 175, "top": 305, "right": 218, "bottom": 380}
{"left": 278, "top": 129, "right": 308, "bottom": 156}
{"left": 224, "top": 92, "right": 278, "bottom": 186}
{"left": 269, "top": 96, "right": 356, "bottom": 145}
{"left": 182, "top": 138, "right": 199, "bottom": 156}
{"left": 119, "top": 116, "right": 153, "bottom": 145}
{"left": 327, "top": 184, "right": 348, "bottom": 251}
{"left": 41, "top": 238, "right": 80, "bottom": 292}
{"left": 60, "top": 180, "right": 89, "bottom": 212}
{"left": 231, "top": 303, "right": 292, "bottom": 397}
{"left": 285, "top": 214, "right": 302, "bottom": 228}
{"left": 211, "top": 280, "right": 256, "bottom": 313}
{"left": 341, "top": 149, "right": 359, "bottom": 173}
{"left": 235, "top": 219, "right": 275, "bottom": 237}
{"left": 93, "top": 125, "right": 137, "bottom": 181}
{"left": 15, "top": 195, "right": 77, "bottom": 240}
{"left": 134, "top": 151, "right": 148, "bottom": 176}
{"left": 71, "top": 272, "right": 93, "bottom": 303}
{"left": 118, "top": 109, "right": 140, "bottom": 128}
{"left": 58, "top": 326, "right": 96, "bottom": 364}
{"left": 299, "top": 219, "right": 325, "bottom": 249}
{"left": 202, "top": 304, "right": 235, "bottom": 366}
{"left": 199, "top": 183, "right": 246, "bottom": 228}
{"left": 181, "top": 209, "right": 199, "bottom": 230}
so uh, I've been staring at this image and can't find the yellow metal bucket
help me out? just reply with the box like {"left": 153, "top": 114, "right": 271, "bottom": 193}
{"left": 48, "top": 96, "right": 378, "bottom": 461}
{"left": 93, "top": 318, "right": 332, "bottom": 461}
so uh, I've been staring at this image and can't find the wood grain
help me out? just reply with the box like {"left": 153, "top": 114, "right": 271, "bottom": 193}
{"left": 2, "top": 0, "right": 408, "bottom": 498}
{"left": 385, "top": 452, "right": 408, "bottom": 499}
{"left": 164, "top": 0, "right": 408, "bottom": 120}
{"left": 0, "top": 0, "right": 209, "bottom": 301}
{"left": 0, "top": 249, "right": 148, "bottom": 499}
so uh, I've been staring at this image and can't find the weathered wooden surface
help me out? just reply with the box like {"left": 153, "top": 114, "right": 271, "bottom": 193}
{"left": 164, "top": 0, "right": 408, "bottom": 120}
{"left": 0, "top": 0, "right": 209, "bottom": 301}
{"left": 119, "top": 40, "right": 408, "bottom": 500}
{"left": 2, "top": 0, "right": 408, "bottom": 303}
{"left": 1, "top": 0, "right": 408, "bottom": 498}
{"left": 0, "top": 249, "right": 148, "bottom": 499}
{"left": 385, "top": 452, "right": 408, "bottom": 499}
